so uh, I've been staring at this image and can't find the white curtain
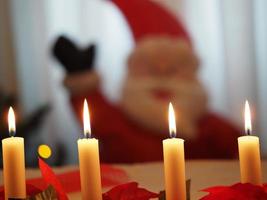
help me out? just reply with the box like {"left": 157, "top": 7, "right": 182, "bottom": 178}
{"left": 8, "top": 0, "right": 267, "bottom": 163}
{"left": 9, "top": 0, "right": 133, "bottom": 164}
{"left": 178, "top": 0, "right": 267, "bottom": 153}
{"left": 161, "top": 0, "right": 267, "bottom": 153}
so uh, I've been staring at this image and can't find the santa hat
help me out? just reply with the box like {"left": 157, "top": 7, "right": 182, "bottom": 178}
{"left": 112, "top": 0, "right": 191, "bottom": 42}
{"left": 51, "top": 0, "right": 192, "bottom": 103}
{"left": 99, "top": 0, "right": 192, "bottom": 103}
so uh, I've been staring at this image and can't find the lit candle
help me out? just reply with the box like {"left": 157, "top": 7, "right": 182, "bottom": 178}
{"left": 77, "top": 99, "right": 102, "bottom": 200}
{"left": 2, "top": 107, "right": 26, "bottom": 199}
{"left": 163, "top": 103, "right": 186, "bottom": 200}
{"left": 238, "top": 100, "right": 262, "bottom": 185}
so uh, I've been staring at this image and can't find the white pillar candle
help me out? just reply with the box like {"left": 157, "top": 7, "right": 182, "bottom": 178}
{"left": 78, "top": 99, "right": 102, "bottom": 200}
{"left": 2, "top": 107, "right": 26, "bottom": 199}
{"left": 238, "top": 101, "right": 262, "bottom": 185}
{"left": 163, "top": 103, "right": 186, "bottom": 200}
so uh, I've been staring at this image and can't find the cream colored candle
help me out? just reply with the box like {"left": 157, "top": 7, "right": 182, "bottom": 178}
{"left": 238, "top": 101, "right": 262, "bottom": 185}
{"left": 78, "top": 99, "right": 102, "bottom": 200}
{"left": 2, "top": 107, "right": 26, "bottom": 199}
{"left": 163, "top": 103, "right": 186, "bottom": 200}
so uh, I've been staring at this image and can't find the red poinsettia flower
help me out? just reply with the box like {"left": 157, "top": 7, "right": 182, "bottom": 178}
{"left": 38, "top": 158, "right": 68, "bottom": 200}
{"left": 103, "top": 182, "right": 159, "bottom": 200}
{"left": 0, "top": 184, "right": 42, "bottom": 200}
{"left": 201, "top": 183, "right": 267, "bottom": 200}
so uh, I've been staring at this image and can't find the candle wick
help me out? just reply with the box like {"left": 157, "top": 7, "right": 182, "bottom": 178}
{"left": 246, "top": 129, "right": 251, "bottom": 136}
{"left": 85, "top": 131, "right": 91, "bottom": 139}
{"left": 170, "top": 131, "right": 176, "bottom": 138}
{"left": 10, "top": 131, "right": 15, "bottom": 137}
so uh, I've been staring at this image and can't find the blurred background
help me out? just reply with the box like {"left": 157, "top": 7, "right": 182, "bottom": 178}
{"left": 0, "top": 0, "right": 266, "bottom": 166}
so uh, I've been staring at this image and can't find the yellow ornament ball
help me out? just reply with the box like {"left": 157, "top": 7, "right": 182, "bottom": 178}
{"left": 38, "top": 144, "right": 52, "bottom": 159}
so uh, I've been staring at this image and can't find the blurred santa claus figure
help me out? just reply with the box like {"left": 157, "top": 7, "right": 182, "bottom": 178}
{"left": 121, "top": 37, "right": 206, "bottom": 140}
{"left": 53, "top": 0, "right": 240, "bottom": 163}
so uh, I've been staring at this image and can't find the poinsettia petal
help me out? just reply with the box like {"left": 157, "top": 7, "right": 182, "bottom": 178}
{"left": 201, "top": 186, "right": 228, "bottom": 193}
{"left": 0, "top": 183, "right": 42, "bottom": 199}
{"left": 104, "top": 182, "right": 137, "bottom": 199}
{"left": 201, "top": 183, "right": 267, "bottom": 200}
{"left": 26, "top": 183, "right": 42, "bottom": 195}
{"left": 120, "top": 183, "right": 138, "bottom": 200}
{"left": 38, "top": 158, "right": 68, "bottom": 200}
{"left": 201, "top": 188, "right": 245, "bottom": 200}
{"left": 135, "top": 188, "right": 159, "bottom": 200}
{"left": 103, "top": 182, "right": 158, "bottom": 200}
{"left": 231, "top": 183, "right": 267, "bottom": 199}
{"left": 0, "top": 187, "right": 4, "bottom": 200}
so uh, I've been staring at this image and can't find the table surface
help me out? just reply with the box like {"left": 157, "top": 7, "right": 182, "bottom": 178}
{"left": 1, "top": 160, "right": 266, "bottom": 199}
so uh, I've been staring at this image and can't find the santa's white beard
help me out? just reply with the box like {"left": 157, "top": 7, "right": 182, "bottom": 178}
{"left": 120, "top": 77, "right": 208, "bottom": 139}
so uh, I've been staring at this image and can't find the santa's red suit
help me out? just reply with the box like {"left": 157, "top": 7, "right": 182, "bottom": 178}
{"left": 59, "top": 0, "right": 241, "bottom": 163}
{"left": 72, "top": 90, "right": 240, "bottom": 163}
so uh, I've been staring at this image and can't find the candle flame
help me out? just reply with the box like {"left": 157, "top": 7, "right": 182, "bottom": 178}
{"left": 168, "top": 102, "right": 176, "bottom": 138}
{"left": 83, "top": 99, "right": 91, "bottom": 138}
{"left": 244, "top": 100, "right": 252, "bottom": 135}
{"left": 8, "top": 107, "right": 16, "bottom": 136}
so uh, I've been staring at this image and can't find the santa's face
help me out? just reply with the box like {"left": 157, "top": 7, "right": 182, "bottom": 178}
{"left": 120, "top": 37, "right": 207, "bottom": 138}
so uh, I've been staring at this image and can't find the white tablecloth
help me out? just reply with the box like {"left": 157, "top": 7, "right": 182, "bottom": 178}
{"left": 1, "top": 160, "right": 267, "bottom": 199}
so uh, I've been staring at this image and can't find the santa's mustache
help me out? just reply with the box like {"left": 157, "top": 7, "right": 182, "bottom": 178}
{"left": 123, "top": 77, "right": 206, "bottom": 97}
{"left": 121, "top": 76, "right": 208, "bottom": 138}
